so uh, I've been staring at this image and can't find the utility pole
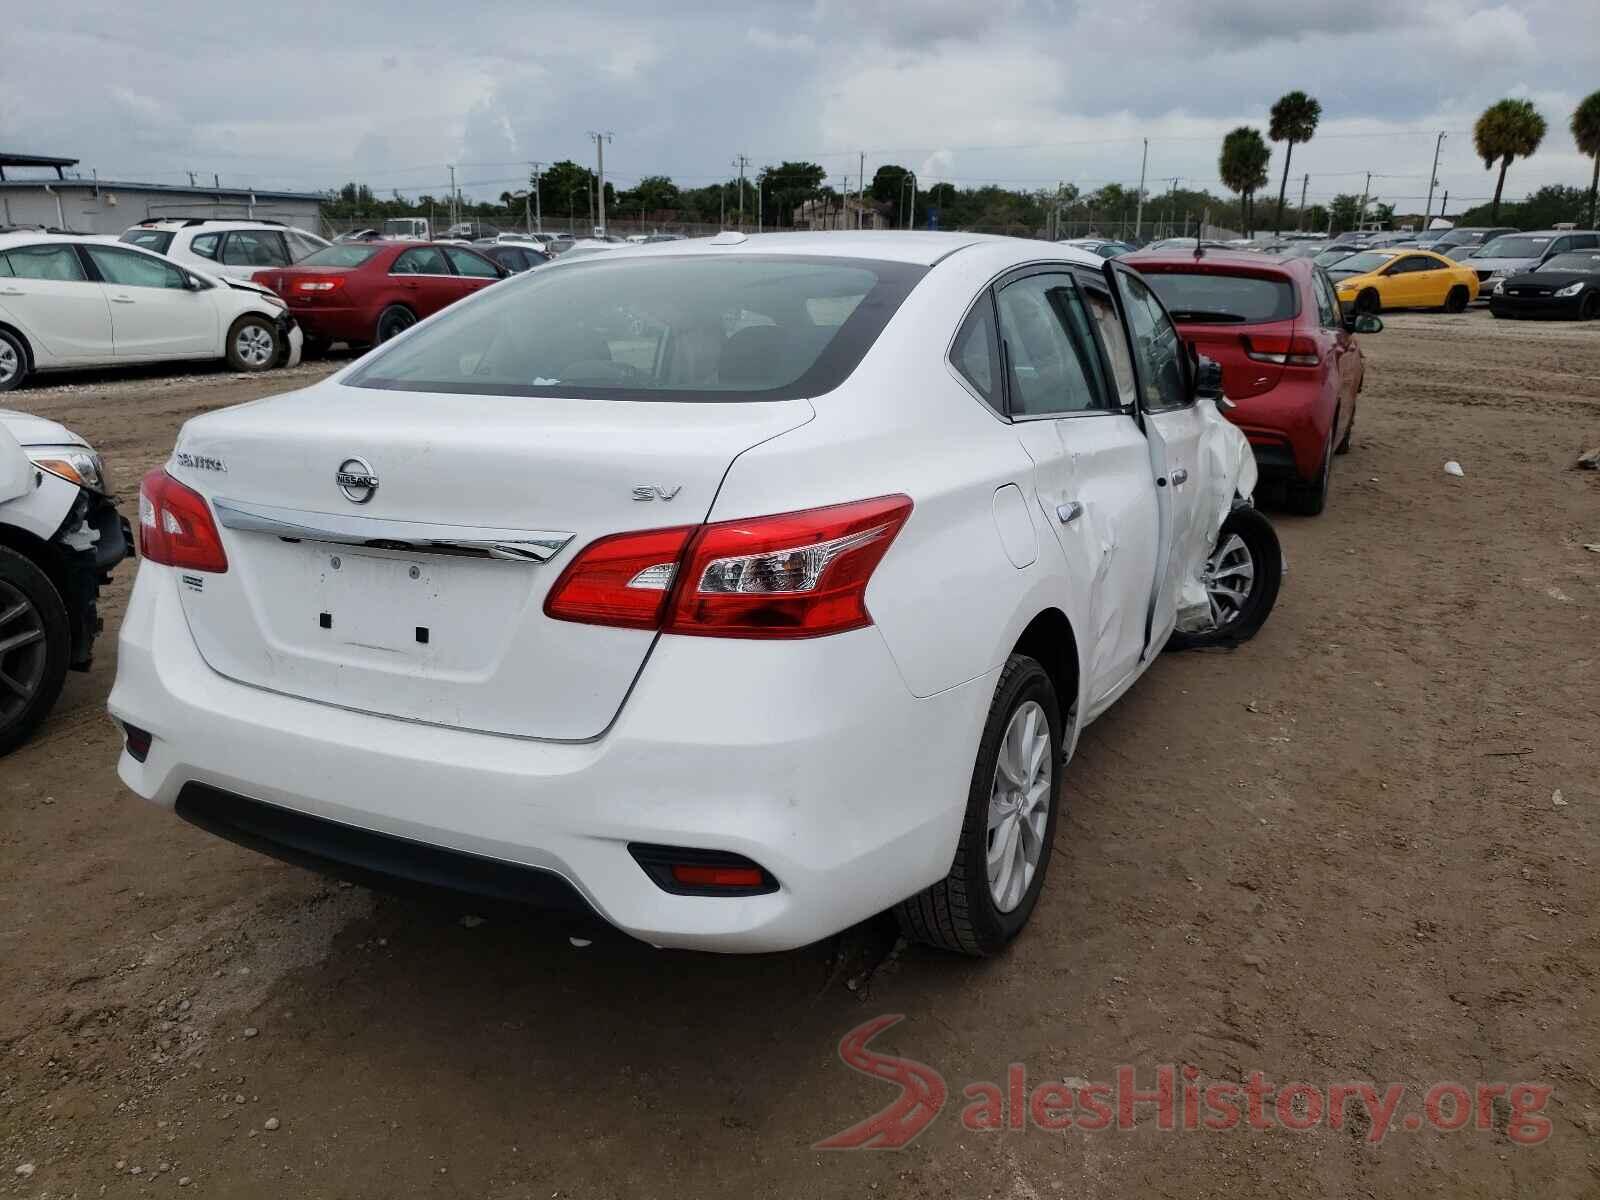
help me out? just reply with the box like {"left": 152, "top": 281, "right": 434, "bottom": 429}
{"left": 1357, "top": 172, "right": 1371, "bottom": 228}
{"left": 1421, "top": 132, "right": 1446, "bottom": 230}
{"left": 187, "top": 170, "right": 197, "bottom": 187}
{"left": 756, "top": 169, "right": 764, "bottom": 233}
{"left": 1297, "top": 173, "right": 1309, "bottom": 230}
{"left": 528, "top": 162, "right": 544, "bottom": 233}
{"left": 1134, "top": 138, "right": 1148, "bottom": 239}
{"left": 447, "top": 165, "right": 458, "bottom": 231}
{"left": 1439, "top": 189, "right": 1449, "bottom": 221}
{"left": 733, "top": 154, "right": 750, "bottom": 229}
{"left": 858, "top": 152, "right": 865, "bottom": 228}
{"left": 588, "top": 132, "right": 612, "bottom": 235}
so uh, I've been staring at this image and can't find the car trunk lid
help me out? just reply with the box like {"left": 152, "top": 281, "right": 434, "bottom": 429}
{"left": 169, "top": 384, "right": 813, "bottom": 740}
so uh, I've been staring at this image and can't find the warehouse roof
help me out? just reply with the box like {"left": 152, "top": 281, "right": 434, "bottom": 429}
{"left": 0, "top": 153, "right": 80, "bottom": 180}
{"left": 0, "top": 176, "right": 321, "bottom": 202}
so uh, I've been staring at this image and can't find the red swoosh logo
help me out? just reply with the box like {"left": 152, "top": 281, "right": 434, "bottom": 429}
{"left": 814, "top": 1015, "right": 947, "bottom": 1149}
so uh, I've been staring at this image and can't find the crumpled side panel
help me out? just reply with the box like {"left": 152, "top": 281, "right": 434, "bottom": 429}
{"left": 1174, "top": 403, "right": 1258, "bottom": 632}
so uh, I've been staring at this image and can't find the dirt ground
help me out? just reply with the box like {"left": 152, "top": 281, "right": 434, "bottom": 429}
{"left": 2, "top": 311, "right": 1597, "bottom": 1198}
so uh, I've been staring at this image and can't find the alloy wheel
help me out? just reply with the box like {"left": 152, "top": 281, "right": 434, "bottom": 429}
{"left": 235, "top": 324, "right": 276, "bottom": 368}
{"left": 986, "top": 699, "right": 1053, "bottom": 913}
{"left": 0, "top": 581, "right": 47, "bottom": 724}
{"left": 1202, "top": 533, "right": 1256, "bottom": 628}
{"left": 379, "top": 309, "right": 416, "bottom": 341}
{"left": 0, "top": 340, "right": 18, "bottom": 386}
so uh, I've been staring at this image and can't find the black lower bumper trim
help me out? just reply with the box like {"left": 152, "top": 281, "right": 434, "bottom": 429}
{"left": 175, "top": 783, "right": 599, "bottom": 917}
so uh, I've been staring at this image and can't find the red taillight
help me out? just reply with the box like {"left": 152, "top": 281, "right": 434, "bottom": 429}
{"left": 670, "top": 864, "right": 766, "bottom": 888}
{"left": 1242, "top": 333, "right": 1319, "bottom": 367}
{"left": 138, "top": 468, "right": 228, "bottom": 572}
{"left": 543, "top": 495, "right": 913, "bottom": 639}
{"left": 293, "top": 276, "right": 345, "bottom": 293}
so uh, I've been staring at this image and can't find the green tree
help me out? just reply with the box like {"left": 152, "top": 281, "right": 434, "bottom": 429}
{"left": 764, "top": 161, "right": 827, "bottom": 228}
{"left": 1327, "top": 193, "right": 1362, "bottom": 233}
{"left": 1219, "top": 127, "right": 1271, "bottom": 236}
{"left": 1571, "top": 91, "right": 1600, "bottom": 229}
{"left": 538, "top": 160, "right": 599, "bottom": 230}
{"left": 617, "top": 175, "right": 682, "bottom": 222}
{"left": 1474, "top": 98, "right": 1547, "bottom": 222}
{"left": 870, "top": 164, "right": 912, "bottom": 226}
{"left": 1268, "top": 91, "right": 1321, "bottom": 234}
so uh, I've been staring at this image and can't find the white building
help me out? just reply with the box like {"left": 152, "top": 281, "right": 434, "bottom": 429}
{"left": 0, "top": 152, "right": 324, "bottom": 236}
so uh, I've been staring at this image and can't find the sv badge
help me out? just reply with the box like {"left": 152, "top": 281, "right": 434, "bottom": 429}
{"left": 632, "top": 485, "right": 683, "bottom": 502}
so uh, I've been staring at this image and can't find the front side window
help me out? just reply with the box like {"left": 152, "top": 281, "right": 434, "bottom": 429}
{"left": 994, "top": 272, "right": 1113, "bottom": 416}
{"left": 85, "top": 246, "right": 187, "bottom": 289}
{"left": 1312, "top": 270, "right": 1341, "bottom": 327}
{"left": 347, "top": 254, "right": 925, "bottom": 402}
{"left": 392, "top": 247, "right": 449, "bottom": 275}
{"left": 1114, "top": 270, "right": 1190, "bottom": 413}
{"left": 950, "top": 294, "right": 1000, "bottom": 410}
{"left": 444, "top": 247, "right": 500, "bottom": 278}
{"left": 4, "top": 244, "right": 87, "bottom": 282}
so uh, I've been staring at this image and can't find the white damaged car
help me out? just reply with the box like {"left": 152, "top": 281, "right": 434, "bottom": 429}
{"left": 109, "top": 232, "right": 1279, "bottom": 955}
{"left": 2, "top": 409, "right": 131, "bottom": 752}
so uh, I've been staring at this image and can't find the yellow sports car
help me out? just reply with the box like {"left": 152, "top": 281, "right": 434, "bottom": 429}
{"left": 1328, "top": 249, "right": 1480, "bottom": 313}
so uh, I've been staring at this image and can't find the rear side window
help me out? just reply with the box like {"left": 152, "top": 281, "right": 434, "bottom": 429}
{"left": 347, "top": 255, "right": 926, "bottom": 402}
{"left": 189, "top": 233, "right": 221, "bottom": 260}
{"left": 285, "top": 229, "right": 326, "bottom": 260}
{"left": 222, "top": 231, "right": 289, "bottom": 268}
{"left": 120, "top": 229, "right": 175, "bottom": 254}
{"left": 4, "top": 244, "right": 86, "bottom": 281}
{"left": 392, "top": 247, "right": 449, "bottom": 275}
{"left": 1138, "top": 271, "right": 1297, "bottom": 324}
{"left": 994, "top": 272, "right": 1113, "bottom": 416}
{"left": 950, "top": 296, "right": 1000, "bottom": 409}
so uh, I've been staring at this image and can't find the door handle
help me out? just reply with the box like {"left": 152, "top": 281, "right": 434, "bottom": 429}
{"left": 110, "top": 294, "right": 136, "bottom": 304}
{"left": 0, "top": 287, "right": 23, "bottom": 296}
{"left": 1056, "top": 501, "right": 1084, "bottom": 525}
{"left": 1171, "top": 468, "right": 1189, "bottom": 486}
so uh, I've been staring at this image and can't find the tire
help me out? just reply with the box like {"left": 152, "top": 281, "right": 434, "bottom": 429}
{"left": 1335, "top": 404, "right": 1355, "bottom": 454}
{"left": 1166, "top": 506, "right": 1283, "bottom": 651}
{"left": 225, "top": 315, "right": 279, "bottom": 372}
{"left": 1286, "top": 426, "right": 1334, "bottom": 515}
{"left": 0, "top": 546, "right": 70, "bottom": 757}
{"left": 1355, "top": 289, "right": 1381, "bottom": 315}
{"left": 0, "top": 328, "right": 28, "bottom": 392}
{"left": 1581, "top": 293, "right": 1600, "bottom": 321}
{"left": 301, "top": 336, "right": 332, "bottom": 360}
{"left": 1444, "top": 286, "right": 1469, "bottom": 313}
{"left": 376, "top": 305, "right": 417, "bottom": 343}
{"left": 895, "top": 655, "right": 1063, "bottom": 957}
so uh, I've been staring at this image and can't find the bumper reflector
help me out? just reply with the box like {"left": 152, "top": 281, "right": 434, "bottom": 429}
{"left": 122, "top": 723, "right": 153, "bottom": 763}
{"left": 629, "top": 843, "right": 779, "bottom": 896}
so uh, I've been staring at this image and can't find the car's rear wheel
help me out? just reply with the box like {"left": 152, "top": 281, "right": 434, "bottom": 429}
{"left": 226, "top": 316, "right": 279, "bottom": 372}
{"left": 376, "top": 305, "right": 416, "bottom": 343}
{"left": 1166, "top": 507, "right": 1282, "bottom": 650}
{"left": 0, "top": 547, "right": 70, "bottom": 757}
{"left": 0, "top": 328, "right": 29, "bottom": 392}
{"left": 1286, "top": 426, "right": 1334, "bottom": 515}
{"left": 895, "top": 654, "right": 1062, "bottom": 957}
{"left": 1443, "top": 286, "right": 1469, "bottom": 313}
{"left": 1335, "top": 403, "right": 1356, "bottom": 454}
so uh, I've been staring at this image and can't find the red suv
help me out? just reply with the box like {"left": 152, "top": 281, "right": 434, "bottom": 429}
{"left": 1127, "top": 250, "right": 1377, "bottom": 514}
{"left": 253, "top": 241, "right": 507, "bottom": 352}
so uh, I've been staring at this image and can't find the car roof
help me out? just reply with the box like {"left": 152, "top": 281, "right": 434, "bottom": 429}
{"left": 572, "top": 230, "right": 1092, "bottom": 269}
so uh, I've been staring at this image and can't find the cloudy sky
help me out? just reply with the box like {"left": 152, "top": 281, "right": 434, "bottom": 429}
{"left": 3, "top": 0, "right": 1597, "bottom": 213}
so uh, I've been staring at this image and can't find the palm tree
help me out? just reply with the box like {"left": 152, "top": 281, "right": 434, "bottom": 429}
{"left": 1473, "top": 98, "right": 1547, "bottom": 222}
{"left": 1572, "top": 91, "right": 1600, "bottom": 230}
{"left": 1219, "top": 127, "right": 1271, "bottom": 237}
{"left": 1269, "top": 91, "right": 1321, "bottom": 234}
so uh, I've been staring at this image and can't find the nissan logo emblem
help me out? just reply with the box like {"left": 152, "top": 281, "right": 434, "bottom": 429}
{"left": 337, "top": 457, "right": 379, "bottom": 503}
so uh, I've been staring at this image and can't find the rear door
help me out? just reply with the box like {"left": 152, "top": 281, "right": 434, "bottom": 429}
{"left": 389, "top": 246, "right": 457, "bottom": 317}
{"left": 989, "top": 266, "right": 1160, "bottom": 701}
{"left": 1104, "top": 261, "right": 1209, "bottom": 656}
{"left": 83, "top": 245, "right": 217, "bottom": 358}
{"left": 0, "top": 243, "right": 114, "bottom": 362}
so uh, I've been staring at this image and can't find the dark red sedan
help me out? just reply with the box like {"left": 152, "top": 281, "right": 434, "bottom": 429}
{"left": 252, "top": 242, "right": 507, "bottom": 352}
{"left": 1126, "top": 249, "right": 1379, "bottom": 514}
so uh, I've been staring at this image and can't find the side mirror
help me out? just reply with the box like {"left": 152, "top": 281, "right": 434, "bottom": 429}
{"left": 1193, "top": 354, "right": 1228, "bottom": 406}
{"left": 184, "top": 274, "right": 206, "bottom": 291}
{"left": 1352, "top": 314, "right": 1383, "bottom": 334}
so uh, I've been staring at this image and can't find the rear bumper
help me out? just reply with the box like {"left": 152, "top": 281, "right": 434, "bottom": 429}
{"left": 1226, "top": 378, "right": 1331, "bottom": 483}
{"left": 283, "top": 304, "right": 370, "bottom": 343}
{"left": 108, "top": 562, "right": 990, "bottom": 952}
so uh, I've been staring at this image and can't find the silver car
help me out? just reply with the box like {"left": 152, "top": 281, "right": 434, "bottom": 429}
{"left": 1463, "top": 230, "right": 1600, "bottom": 292}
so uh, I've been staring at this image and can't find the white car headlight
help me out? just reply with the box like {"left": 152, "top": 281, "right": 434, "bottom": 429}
{"left": 1492, "top": 279, "right": 1505, "bottom": 295}
{"left": 1555, "top": 281, "right": 1584, "bottom": 298}
{"left": 28, "top": 447, "right": 106, "bottom": 492}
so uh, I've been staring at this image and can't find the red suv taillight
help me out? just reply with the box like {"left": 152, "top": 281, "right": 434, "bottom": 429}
{"left": 544, "top": 495, "right": 913, "bottom": 639}
{"left": 138, "top": 468, "right": 229, "bottom": 572}
{"left": 1242, "top": 333, "right": 1319, "bottom": 367}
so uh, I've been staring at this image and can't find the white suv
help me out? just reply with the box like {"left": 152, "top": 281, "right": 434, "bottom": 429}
{"left": 120, "top": 220, "right": 329, "bottom": 282}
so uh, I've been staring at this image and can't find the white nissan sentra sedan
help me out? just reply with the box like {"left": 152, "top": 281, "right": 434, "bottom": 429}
{"left": 109, "top": 231, "right": 1280, "bottom": 956}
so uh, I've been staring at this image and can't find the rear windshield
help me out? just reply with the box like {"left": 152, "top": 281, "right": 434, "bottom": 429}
{"left": 300, "top": 245, "right": 380, "bottom": 267}
{"left": 119, "top": 229, "right": 174, "bottom": 254}
{"left": 346, "top": 254, "right": 927, "bottom": 401}
{"left": 1477, "top": 235, "right": 1551, "bottom": 259}
{"left": 1138, "top": 271, "right": 1297, "bottom": 324}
